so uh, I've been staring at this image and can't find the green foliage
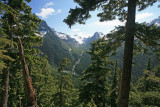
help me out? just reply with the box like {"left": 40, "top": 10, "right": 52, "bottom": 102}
{"left": 0, "top": 38, "right": 14, "bottom": 71}
{"left": 38, "top": 26, "right": 81, "bottom": 66}
{"left": 64, "top": 1, "right": 160, "bottom": 106}
{"left": 79, "top": 38, "right": 113, "bottom": 106}
{"left": 64, "top": 0, "right": 159, "bottom": 27}
{"left": 28, "top": 55, "right": 57, "bottom": 107}
{"left": 0, "top": 0, "right": 160, "bottom": 106}
{"left": 105, "top": 23, "right": 160, "bottom": 57}
{"left": 53, "top": 58, "right": 78, "bottom": 107}
{"left": 109, "top": 61, "right": 119, "bottom": 107}
{"left": 131, "top": 63, "right": 160, "bottom": 106}
{"left": 106, "top": 23, "right": 160, "bottom": 82}
{"left": 0, "top": 0, "right": 55, "bottom": 106}
{"left": 129, "top": 83, "right": 142, "bottom": 106}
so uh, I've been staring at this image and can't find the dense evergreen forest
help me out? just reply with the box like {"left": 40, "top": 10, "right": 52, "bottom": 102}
{"left": 0, "top": 0, "right": 160, "bottom": 107}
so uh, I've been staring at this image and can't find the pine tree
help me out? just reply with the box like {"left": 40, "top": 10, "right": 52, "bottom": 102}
{"left": 29, "top": 55, "right": 57, "bottom": 107}
{"left": 1, "top": 1, "right": 60, "bottom": 106}
{"left": 0, "top": 2, "right": 17, "bottom": 106}
{"left": 53, "top": 58, "right": 76, "bottom": 107}
{"left": 6, "top": 52, "right": 57, "bottom": 106}
{"left": 0, "top": 0, "right": 16, "bottom": 72}
{"left": 64, "top": 1, "right": 159, "bottom": 106}
{"left": 1, "top": 0, "right": 42, "bottom": 106}
{"left": 79, "top": 38, "right": 112, "bottom": 106}
{"left": 110, "top": 61, "right": 118, "bottom": 107}
{"left": 0, "top": 38, "right": 14, "bottom": 71}
{"left": 136, "top": 59, "right": 160, "bottom": 106}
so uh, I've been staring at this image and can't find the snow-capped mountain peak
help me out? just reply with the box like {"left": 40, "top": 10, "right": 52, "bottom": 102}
{"left": 70, "top": 34, "right": 87, "bottom": 44}
{"left": 93, "top": 32, "right": 105, "bottom": 39}
{"left": 51, "top": 28, "right": 68, "bottom": 40}
{"left": 83, "top": 32, "right": 105, "bottom": 45}
{"left": 149, "top": 16, "right": 160, "bottom": 26}
{"left": 38, "top": 20, "right": 105, "bottom": 45}
{"left": 51, "top": 28, "right": 89, "bottom": 44}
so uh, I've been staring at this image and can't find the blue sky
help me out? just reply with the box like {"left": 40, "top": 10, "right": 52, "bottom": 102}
{"left": 28, "top": 0, "right": 160, "bottom": 37}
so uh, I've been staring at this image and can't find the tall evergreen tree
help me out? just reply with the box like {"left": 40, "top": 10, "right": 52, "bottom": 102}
{"left": 136, "top": 61, "right": 160, "bottom": 106}
{"left": 53, "top": 58, "right": 76, "bottom": 107}
{"left": 79, "top": 38, "right": 112, "bottom": 106}
{"left": 0, "top": 2, "right": 17, "bottom": 106}
{"left": 110, "top": 61, "right": 118, "bottom": 107}
{"left": 64, "top": 1, "right": 159, "bottom": 106}
{"left": 0, "top": 38, "right": 14, "bottom": 71}
{"left": 0, "top": 0, "right": 17, "bottom": 75}
{"left": 29, "top": 55, "right": 57, "bottom": 107}
{"left": 1, "top": 0, "right": 42, "bottom": 106}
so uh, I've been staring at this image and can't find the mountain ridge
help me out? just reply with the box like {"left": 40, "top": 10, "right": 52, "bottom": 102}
{"left": 37, "top": 16, "right": 160, "bottom": 77}
{"left": 38, "top": 20, "right": 105, "bottom": 45}
{"left": 148, "top": 16, "right": 160, "bottom": 26}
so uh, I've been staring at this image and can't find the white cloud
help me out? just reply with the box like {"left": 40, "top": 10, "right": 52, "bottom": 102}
{"left": 45, "top": 2, "right": 54, "bottom": 7}
{"left": 90, "top": 20, "right": 124, "bottom": 27}
{"left": 72, "top": 28, "right": 80, "bottom": 32}
{"left": 36, "top": 8, "right": 55, "bottom": 18}
{"left": 57, "top": 9, "right": 62, "bottom": 14}
{"left": 136, "top": 13, "right": 153, "bottom": 21}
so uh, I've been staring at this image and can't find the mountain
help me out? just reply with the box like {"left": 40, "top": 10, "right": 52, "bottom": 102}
{"left": 51, "top": 28, "right": 79, "bottom": 46}
{"left": 37, "top": 17, "right": 160, "bottom": 81}
{"left": 38, "top": 20, "right": 81, "bottom": 66}
{"left": 73, "top": 32, "right": 105, "bottom": 74}
{"left": 51, "top": 29, "right": 91, "bottom": 45}
{"left": 149, "top": 16, "right": 160, "bottom": 26}
{"left": 75, "top": 17, "right": 160, "bottom": 79}
{"left": 37, "top": 20, "right": 105, "bottom": 72}
{"left": 83, "top": 32, "right": 105, "bottom": 45}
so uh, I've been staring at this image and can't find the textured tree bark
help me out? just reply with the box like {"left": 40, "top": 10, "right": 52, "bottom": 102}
{"left": 0, "top": 68, "right": 9, "bottom": 107}
{"left": 18, "top": 37, "right": 37, "bottom": 107}
{"left": 118, "top": 0, "right": 136, "bottom": 106}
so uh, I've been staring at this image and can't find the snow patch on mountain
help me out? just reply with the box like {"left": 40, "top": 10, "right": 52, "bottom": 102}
{"left": 51, "top": 28, "right": 69, "bottom": 40}
{"left": 36, "top": 31, "right": 47, "bottom": 37}
{"left": 55, "top": 32, "right": 68, "bottom": 40}
{"left": 52, "top": 28, "right": 90, "bottom": 44}
{"left": 69, "top": 32, "right": 91, "bottom": 44}
{"left": 51, "top": 29, "right": 105, "bottom": 44}
{"left": 69, "top": 48, "right": 72, "bottom": 52}
{"left": 148, "top": 16, "right": 160, "bottom": 26}
{"left": 70, "top": 35, "right": 86, "bottom": 44}
{"left": 40, "top": 31, "right": 47, "bottom": 36}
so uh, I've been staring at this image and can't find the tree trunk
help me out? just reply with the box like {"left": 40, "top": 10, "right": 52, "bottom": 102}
{"left": 0, "top": 68, "right": 9, "bottom": 107}
{"left": 17, "top": 37, "right": 37, "bottom": 107}
{"left": 118, "top": 0, "right": 136, "bottom": 107}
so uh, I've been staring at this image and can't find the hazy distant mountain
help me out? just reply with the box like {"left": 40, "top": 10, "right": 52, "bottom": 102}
{"left": 83, "top": 32, "right": 105, "bottom": 45}
{"left": 51, "top": 28, "right": 79, "bottom": 46}
{"left": 50, "top": 29, "right": 105, "bottom": 45}
{"left": 148, "top": 16, "right": 160, "bottom": 26}
{"left": 51, "top": 29, "right": 90, "bottom": 45}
